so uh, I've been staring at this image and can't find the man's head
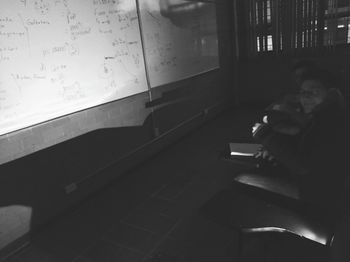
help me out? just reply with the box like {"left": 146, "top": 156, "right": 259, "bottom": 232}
{"left": 299, "top": 70, "right": 337, "bottom": 113}
{"left": 292, "top": 60, "right": 318, "bottom": 87}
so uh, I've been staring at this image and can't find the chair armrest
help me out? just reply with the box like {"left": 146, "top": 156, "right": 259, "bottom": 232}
{"left": 231, "top": 194, "right": 333, "bottom": 246}
{"left": 234, "top": 172, "right": 299, "bottom": 200}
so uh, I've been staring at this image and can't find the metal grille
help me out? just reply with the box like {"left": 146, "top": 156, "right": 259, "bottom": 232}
{"left": 245, "top": 0, "right": 350, "bottom": 55}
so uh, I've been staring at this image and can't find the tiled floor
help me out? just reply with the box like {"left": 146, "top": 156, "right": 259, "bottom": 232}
{"left": 4, "top": 107, "right": 326, "bottom": 262}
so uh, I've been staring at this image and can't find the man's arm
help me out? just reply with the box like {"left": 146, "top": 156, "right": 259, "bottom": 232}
{"left": 258, "top": 132, "right": 308, "bottom": 177}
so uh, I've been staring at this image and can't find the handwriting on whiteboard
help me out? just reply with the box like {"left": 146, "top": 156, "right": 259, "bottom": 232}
{"left": 0, "top": 0, "right": 148, "bottom": 135}
{"left": 34, "top": 0, "right": 51, "bottom": 15}
{"left": 0, "top": 16, "right": 26, "bottom": 38}
{"left": 42, "top": 43, "right": 79, "bottom": 58}
{"left": 62, "top": 82, "right": 85, "bottom": 101}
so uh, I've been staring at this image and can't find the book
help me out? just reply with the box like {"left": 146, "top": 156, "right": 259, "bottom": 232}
{"left": 229, "top": 143, "right": 261, "bottom": 157}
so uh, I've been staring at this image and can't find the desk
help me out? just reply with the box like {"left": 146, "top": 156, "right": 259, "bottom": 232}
{"left": 220, "top": 142, "right": 299, "bottom": 200}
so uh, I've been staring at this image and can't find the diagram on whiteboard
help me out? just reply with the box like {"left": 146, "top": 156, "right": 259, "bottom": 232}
{"left": 139, "top": 0, "right": 219, "bottom": 88}
{"left": 0, "top": 0, "right": 148, "bottom": 135}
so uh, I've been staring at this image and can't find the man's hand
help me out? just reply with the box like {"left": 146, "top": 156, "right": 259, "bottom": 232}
{"left": 252, "top": 122, "right": 262, "bottom": 136}
{"left": 254, "top": 147, "right": 275, "bottom": 162}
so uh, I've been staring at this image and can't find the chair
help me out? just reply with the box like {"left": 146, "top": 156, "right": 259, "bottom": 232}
{"left": 230, "top": 185, "right": 350, "bottom": 262}
{"left": 225, "top": 140, "right": 299, "bottom": 201}
{"left": 220, "top": 145, "right": 350, "bottom": 260}
{"left": 233, "top": 171, "right": 299, "bottom": 200}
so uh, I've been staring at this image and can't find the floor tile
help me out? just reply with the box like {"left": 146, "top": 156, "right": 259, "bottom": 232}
{"left": 104, "top": 221, "right": 160, "bottom": 254}
{"left": 80, "top": 239, "right": 144, "bottom": 262}
{"left": 1, "top": 255, "right": 22, "bottom": 262}
{"left": 30, "top": 212, "right": 111, "bottom": 261}
{"left": 72, "top": 256, "right": 92, "bottom": 262}
{"left": 14, "top": 245, "right": 65, "bottom": 262}
{"left": 144, "top": 252, "right": 183, "bottom": 262}
{"left": 169, "top": 212, "right": 234, "bottom": 249}
{"left": 122, "top": 209, "right": 179, "bottom": 235}
{"left": 134, "top": 197, "right": 181, "bottom": 220}
{"left": 149, "top": 237, "right": 189, "bottom": 260}
{"left": 153, "top": 174, "right": 195, "bottom": 201}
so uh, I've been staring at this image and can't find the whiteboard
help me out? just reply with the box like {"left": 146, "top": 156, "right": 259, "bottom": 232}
{"left": 0, "top": 0, "right": 148, "bottom": 136}
{"left": 139, "top": 0, "right": 219, "bottom": 88}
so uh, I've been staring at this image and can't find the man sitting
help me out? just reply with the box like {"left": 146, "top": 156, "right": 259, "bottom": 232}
{"left": 252, "top": 69, "right": 350, "bottom": 215}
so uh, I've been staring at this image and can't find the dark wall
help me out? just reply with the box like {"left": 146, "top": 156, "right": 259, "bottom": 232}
{"left": 237, "top": 52, "right": 350, "bottom": 106}
{"left": 238, "top": 56, "right": 294, "bottom": 106}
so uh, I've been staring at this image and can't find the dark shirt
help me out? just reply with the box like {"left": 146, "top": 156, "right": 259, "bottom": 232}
{"left": 298, "top": 100, "right": 350, "bottom": 210}
{"left": 257, "top": 92, "right": 350, "bottom": 213}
